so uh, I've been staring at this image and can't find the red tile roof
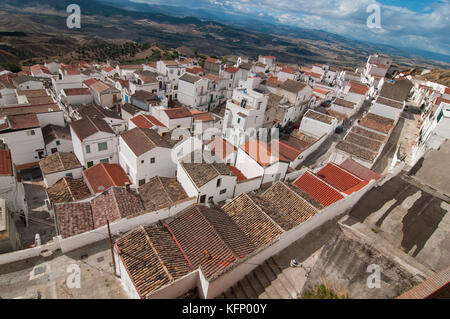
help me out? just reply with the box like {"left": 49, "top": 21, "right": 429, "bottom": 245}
{"left": 207, "top": 136, "right": 237, "bottom": 160}
{"left": 338, "top": 158, "right": 382, "bottom": 182}
{"left": 130, "top": 114, "right": 166, "bottom": 129}
{"left": 349, "top": 81, "right": 369, "bottom": 95}
{"left": 293, "top": 171, "right": 344, "bottom": 207}
{"left": 0, "top": 149, "right": 13, "bottom": 176}
{"left": 227, "top": 165, "right": 247, "bottom": 182}
{"left": 316, "top": 163, "right": 368, "bottom": 194}
{"left": 83, "top": 78, "right": 100, "bottom": 87}
{"left": 103, "top": 66, "right": 115, "bottom": 72}
{"left": 240, "top": 139, "right": 289, "bottom": 167}
{"left": 281, "top": 67, "right": 294, "bottom": 74}
{"left": 164, "top": 107, "right": 192, "bottom": 119}
{"left": 260, "top": 55, "right": 275, "bottom": 59}
{"left": 225, "top": 66, "right": 239, "bottom": 74}
{"left": 63, "top": 88, "right": 91, "bottom": 96}
{"left": 83, "top": 163, "right": 131, "bottom": 194}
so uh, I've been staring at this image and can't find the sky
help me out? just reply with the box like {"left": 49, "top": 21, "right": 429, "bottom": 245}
{"left": 133, "top": 0, "right": 450, "bottom": 56}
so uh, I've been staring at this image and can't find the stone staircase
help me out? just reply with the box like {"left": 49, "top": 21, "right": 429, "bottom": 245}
{"left": 217, "top": 256, "right": 302, "bottom": 299}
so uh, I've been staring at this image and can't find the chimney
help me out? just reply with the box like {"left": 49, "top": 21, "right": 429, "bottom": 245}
{"left": 125, "top": 182, "right": 130, "bottom": 191}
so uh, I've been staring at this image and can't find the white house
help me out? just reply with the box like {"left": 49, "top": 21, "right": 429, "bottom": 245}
{"left": 152, "top": 107, "right": 193, "bottom": 131}
{"left": 299, "top": 110, "right": 338, "bottom": 138}
{"left": 0, "top": 113, "right": 45, "bottom": 165}
{"left": 70, "top": 116, "right": 119, "bottom": 168}
{"left": 369, "top": 96, "right": 405, "bottom": 120}
{"left": 42, "top": 124, "right": 73, "bottom": 155}
{"left": 177, "top": 153, "right": 237, "bottom": 204}
{"left": 73, "top": 104, "right": 126, "bottom": 134}
{"left": 52, "top": 66, "right": 83, "bottom": 94}
{"left": 119, "top": 127, "right": 175, "bottom": 187}
{"left": 39, "top": 152, "right": 83, "bottom": 187}
{"left": 235, "top": 139, "right": 289, "bottom": 186}
{"left": 223, "top": 88, "right": 268, "bottom": 132}
{"left": 12, "top": 76, "right": 45, "bottom": 91}
{"left": 60, "top": 88, "right": 93, "bottom": 106}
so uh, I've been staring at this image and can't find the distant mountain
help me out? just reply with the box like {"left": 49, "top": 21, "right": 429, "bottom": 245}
{"left": 0, "top": 0, "right": 448, "bottom": 69}
{"left": 99, "top": 0, "right": 450, "bottom": 65}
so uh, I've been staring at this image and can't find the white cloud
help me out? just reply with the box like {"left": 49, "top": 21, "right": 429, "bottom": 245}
{"left": 134, "top": 0, "right": 450, "bottom": 56}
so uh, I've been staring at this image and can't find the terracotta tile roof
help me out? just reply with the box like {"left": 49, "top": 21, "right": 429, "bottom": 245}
{"left": 327, "top": 110, "right": 347, "bottom": 121}
{"left": 193, "top": 112, "right": 215, "bottom": 122}
{"left": 333, "top": 98, "right": 356, "bottom": 109}
{"left": 55, "top": 202, "right": 94, "bottom": 238}
{"left": 260, "top": 55, "right": 275, "bottom": 59}
{"left": 280, "top": 79, "right": 307, "bottom": 94}
{"left": 162, "top": 60, "right": 179, "bottom": 67}
{"left": 47, "top": 177, "right": 92, "bottom": 203}
{"left": 164, "top": 107, "right": 192, "bottom": 119}
{"left": 39, "top": 152, "right": 82, "bottom": 175}
{"left": 375, "top": 96, "right": 404, "bottom": 109}
{"left": 293, "top": 171, "right": 344, "bottom": 207}
{"left": 397, "top": 266, "right": 450, "bottom": 299}
{"left": 358, "top": 113, "right": 394, "bottom": 134}
{"left": 119, "top": 64, "right": 144, "bottom": 70}
{"left": 274, "top": 139, "right": 302, "bottom": 161}
{"left": 2, "top": 114, "right": 40, "bottom": 131}
{"left": 90, "top": 81, "right": 117, "bottom": 93}
{"left": 338, "top": 158, "right": 382, "bottom": 182}
{"left": 120, "top": 127, "right": 172, "bottom": 157}
{"left": 207, "top": 136, "right": 237, "bottom": 160}
{"left": 344, "top": 132, "right": 383, "bottom": 153}
{"left": 130, "top": 114, "right": 166, "bottom": 129}
{"left": 225, "top": 66, "right": 239, "bottom": 74}
{"left": 0, "top": 149, "right": 13, "bottom": 176}
{"left": 167, "top": 205, "right": 255, "bottom": 279}
{"left": 309, "top": 72, "right": 323, "bottom": 79}
{"left": 186, "top": 67, "right": 204, "bottom": 75}
{"left": 83, "top": 78, "right": 100, "bottom": 87}
{"left": 63, "top": 88, "right": 91, "bottom": 96}
{"left": 304, "top": 109, "right": 335, "bottom": 124}
{"left": 181, "top": 160, "right": 234, "bottom": 188}
{"left": 351, "top": 126, "right": 386, "bottom": 142}
{"left": 222, "top": 193, "right": 283, "bottom": 247}
{"left": 90, "top": 187, "right": 144, "bottom": 229}
{"left": 138, "top": 177, "right": 190, "bottom": 211}
{"left": 205, "top": 57, "right": 220, "bottom": 64}
{"left": 313, "top": 87, "right": 328, "bottom": 95}
{"left": 240, "top": 139, "right": 289, "bottom": 167}
{"left": 260, "top": 182, "right": 320, "bottom": 230}
{"left": 42, "top": 124, "right": 71, "bottom": 145}
{"left": 281, "top": 67, "right": 294, "bottom": 74}
{"left": 70, "top": 116, "right": 115, "bottom": 141}
{"left": 315, "top": 163, "right": 368, "bottom": 194}
{"left": 227, "top": 165, "right": 247, "bottom": 182}
{"left": 179, "top": 73, "right": 201, "bottom": 84}
{"left": 349, "top": 81, "right": 369, "bottom": 95}
{"left": 336, "top": 140, "right": 378, "bottom": 162}
{"left": 103, "top": 66, "right": 115, "bottom": 72}
{"left": 83, "top": 163, "right": 131, "bottom": 194}
{"left": 379, "top": 79, "right": 413, "bottom": 102}
{"left": 121, "top": 103, "right": 140, "bottom": 116}
{"left": 0, "top": 103, "right": 60, "bottom": 116}
{"left": 115, "top": 224, "right": 192, "bottom": 298}
{"left": 76, "top": 104, "right": 122, "bottom": 120}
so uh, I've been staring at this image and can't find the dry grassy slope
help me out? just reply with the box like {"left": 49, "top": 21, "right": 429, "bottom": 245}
{"left": 1, "top": 2, "right": 449, "bottom": 70}
{"left": 419, "top": 69, "right": 450, "bottom": 87}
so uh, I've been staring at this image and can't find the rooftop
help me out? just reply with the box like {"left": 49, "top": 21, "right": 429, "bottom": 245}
{"left": 293, "top": 171, "right": 344, "bottom": 207}
{"left": 181, "top": 160, "right": 234, "bottom": 188}
{"left": 315, "top": 163, "right": 368, "bottom": 194}
{"left": 39, "top": 152, "right": 82, "bottom": 175}
{"left": 164, "top": 107, "right": 192, "bottom": 119}
{"left": 240, "top": 139, "right": 288, "bottom": 167}
{"left": 130, "top": 114, "right": 166, "bottom": 129}
{"left": 46, "top": 177, "right": 92, "bottom": 203}
{"left": 280, "top": 79, "right": 307, "bottom": 94}
{"left": 138, "top": 177, "right": 191, "bottom": 211}
{"left": 42, "top": 124, "right": 71, "bottom": 145}
{"left": 70, "top": 116, "right": 114, "bottom": 141}
{"left": 83, "top": 163, "right": 131, "bottom": 194}
{"left": 120, "top": 127, "right": 172, "bottom": 157}
{"left": 336, "top": 140, "right": 378, "bottom": 162}
{"left": 0, "top": 149, "right": 13, "bottom": 176}
{"left": 304, "top": 109, "right": 335, "bottom": 125}
{"left": 375, "top": 96, "right": 404, "bottom": 109}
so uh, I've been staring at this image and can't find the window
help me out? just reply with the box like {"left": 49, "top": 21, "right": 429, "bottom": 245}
{"left": 141, "top": 160, "right": 144, "bottom": 164}
{"left": 87, "top": 161, "right": 94, "bottom": 168}
{"left": 51, "top": 148, "right": 57, "bottom": 154}
{"left": 56, "top": 140, "right": 61, "bottom": 146}
{"left": 139, "top": 179, "right": 145, "bottom": 186}
{"left": 27, "top": 130, "right": 35, "bottom": 136}
{"left": 208, "top": 196, "right": 214, "bottom": 202}
{"left": 150, "top": 157, "right": 155, "bottom": 164}
{"left": 100, "top": 158, "right": 109, "bottom": 163}
{"left": 220, "top": 189, "right": 227, "bottom": 195}
{"left": 237, "top": 118, "right": 241, "bottom": 124}
{"left": 216, "top": 178, "right": 222, "bottom": 187}
{"left": 98, "top": 142, "right": 108, "bottom": 151}
{"left": 85, "top": 145, "right": 91, "bottom": 154}
{"left": 66, "top": 173, "right": 73, "bottom": 178}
